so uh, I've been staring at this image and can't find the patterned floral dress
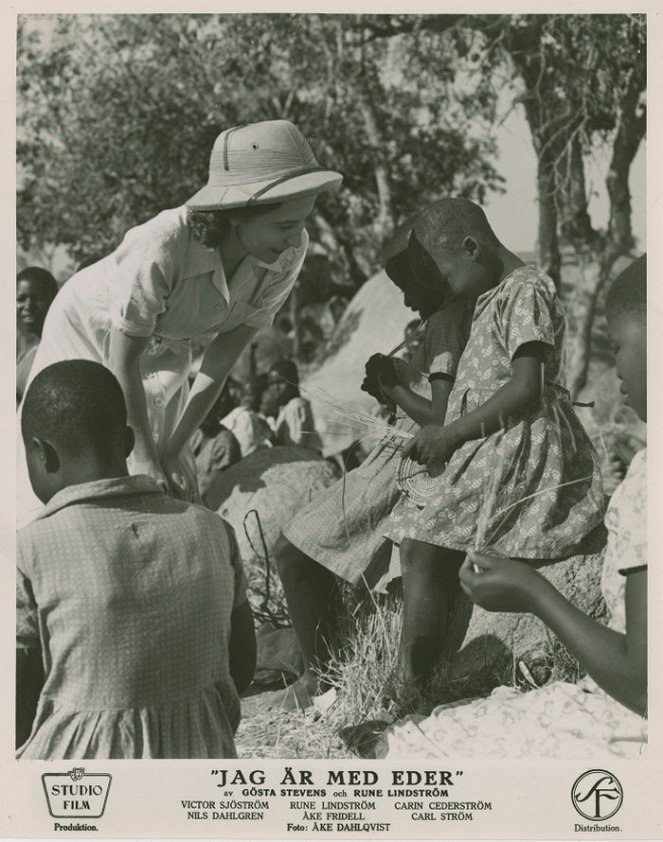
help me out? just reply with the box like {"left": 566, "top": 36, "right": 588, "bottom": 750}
{"left": 386, "top": 267, "right": 604, "bottom": 559}
{"left": 283, "top": 302, "right": 471, "bottom": 587}
{"left": 377, "top": 449, "right": 647, "bottom": 760}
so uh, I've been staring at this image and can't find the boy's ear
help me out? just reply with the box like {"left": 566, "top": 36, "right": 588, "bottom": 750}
{"left": 31, "top": 437, "right": 60, "bottom": 474}
{"left": 123, "top": 426, "right": 135, "bottom": 459}
{"left": 462, "top": 236, "right": 481, "bottom": 261}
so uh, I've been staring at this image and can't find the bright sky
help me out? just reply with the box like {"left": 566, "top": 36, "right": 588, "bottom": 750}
{"left": 485, "top": 107, "right": 646, "bottom": 254}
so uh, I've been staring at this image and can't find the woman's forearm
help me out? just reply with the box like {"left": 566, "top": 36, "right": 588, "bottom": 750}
{"left": 166, "top": 372, "right": 224, "bottom": 455}
{"left": 528, "top": 573, "right": 647, "bottom": 715}
{"left": 108, "top": 329, "right": 158, "bottom": 461}
{"left": 166, "top": 324, "right": 257, "bottom": 455}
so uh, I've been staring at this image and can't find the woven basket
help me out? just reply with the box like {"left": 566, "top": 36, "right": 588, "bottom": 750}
{"left": 396, "top": 455, "right": 442, "bottom": 507}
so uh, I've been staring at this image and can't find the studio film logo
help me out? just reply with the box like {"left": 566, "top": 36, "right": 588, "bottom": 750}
{"left": 42, "top": 768, "right": 112, "bottom": 818}
{"left": 571, "top": 769, "right": 623, "bottom": 821}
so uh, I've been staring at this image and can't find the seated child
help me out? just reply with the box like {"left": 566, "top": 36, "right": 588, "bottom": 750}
{"left": 266, "top": 358, "right": 323, "bottom": 453}
{"left": 191, "top": 382, "right": 242, "bottom": 501}
{"left": 16, "top": 360, "right": 256, "bottom": 759}
{"left": 386, "top": 199, "right": 604, "bottom": 685}
{"left": 263, "top": 215, "right": 472, "bottom": 710}
{"left": 378, "top": 255, "right": 647, "bottom": 759}
{"left": 220, "top": 377, "right": 273, "bottom": 457}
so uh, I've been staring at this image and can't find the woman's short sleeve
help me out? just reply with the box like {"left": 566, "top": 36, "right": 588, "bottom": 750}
{"left": 425, "top": 303, "right": 472, "bottom": 379}
{"left": 110, "top": 216, "right": 183, "bottom": 337}
{"left": 502, "top": 277, "right": 556, "bottom": 359}
{"left": 16, "top": 568, "right": 39, "bottom": 650}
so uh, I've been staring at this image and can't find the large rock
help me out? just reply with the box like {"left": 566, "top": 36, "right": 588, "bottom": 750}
{"left": 445, "top": 535, "right": 607, "bottom": 689}
{"left": 302, "top": 271, "right": 414, "bottom": 456}
{"left": 205, "top": 446, "right": 340, "bottom": 621}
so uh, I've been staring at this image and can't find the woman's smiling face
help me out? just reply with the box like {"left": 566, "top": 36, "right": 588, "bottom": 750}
{"left": 233, "top": 195, "right": 316, "bottom": 264}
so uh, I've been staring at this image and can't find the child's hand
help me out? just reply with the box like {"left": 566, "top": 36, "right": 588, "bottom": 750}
{"left": 376, "top": 359, "right": 399, "bottom": 394}
{"left": 362, "top": 354, "right": 392, "bottom": 401}
{"left": 364, "top": 353, "right": 385, "bottom": 379}
{"left": 459, "top": 552, "right": 544, "bottom": 613}
{"left": 402, "top": 424, "right": 462, "bottom": 474}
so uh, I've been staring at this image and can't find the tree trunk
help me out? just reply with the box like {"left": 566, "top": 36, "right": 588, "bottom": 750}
{"left": 564, "top": 259, "right": 602, "bottom": 399}
{"left": 559, "top": 135, "right": 603, "bottom": 398}
{"left": 358, "top": 96, "right": 394, "bottom": 235}
{"left": 602, "top": 66, "right": 645, "bottom": 271}
{"left": 534, "top": 150, "right": 561, "bottom": 291}
{"left": 562, "top": 69, "right": 645, "bottom": 397}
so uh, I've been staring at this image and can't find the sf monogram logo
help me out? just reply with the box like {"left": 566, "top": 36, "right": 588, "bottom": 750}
{"left": 571, "top": 770, "right": 623, "bottom": 821}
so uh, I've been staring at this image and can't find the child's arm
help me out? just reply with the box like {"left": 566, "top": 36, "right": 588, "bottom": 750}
{"left": 404, "top": 342, "right": 545, "bottom": 469}
{"left": 228, "top": 600, "right": 257, "bottom": 696}
{"left": 16, "top": 647, "right": 44, "bottom": 748}
{"left": 379, "top": 371, "right": 454, "bottom": 427}
{"left": 16, "top": 563, "right": 44, "bottom": 748}
{"left": 460, "top": 554, "right": 647, "bottom": 715}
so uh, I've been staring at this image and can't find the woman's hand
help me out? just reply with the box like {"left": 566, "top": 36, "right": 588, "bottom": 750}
{"left": 402, "top": 424, "right": 462, "bottom": 473}
{"left": 459, "top": 552, "right": 545, "bottom": 613}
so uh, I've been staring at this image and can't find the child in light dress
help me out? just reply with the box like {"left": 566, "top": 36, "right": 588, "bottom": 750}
{"left": 387, "top": 199, "right": 604, "bottom": 684}
{"left": 264, "top": 216, "right": 471, "bottom": 710}
{"left": 266, "top": 358, "right": 323, "bottom": 453}
{"left": 16, "top": 360, "right": 256, "bottom": 759}
{"left": 378, "top": 254, "right": 646, "bottom": 759}
{"left": 220, "top": 377, "right": 273, "bottom": 458}
{"left": 190, "top": 383, "right": 242, "bottom": 501}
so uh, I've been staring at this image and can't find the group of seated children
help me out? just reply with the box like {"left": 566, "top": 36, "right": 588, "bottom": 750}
{"left": 16, "top": 198, "right": 647, "bottom": 761}
{"left": 191, "top": 356, "right": 322, "bottom": 500}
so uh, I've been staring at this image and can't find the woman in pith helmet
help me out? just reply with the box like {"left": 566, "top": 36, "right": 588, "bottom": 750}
{"left": 17, "top": 120, "right": 342, "bottom": 526}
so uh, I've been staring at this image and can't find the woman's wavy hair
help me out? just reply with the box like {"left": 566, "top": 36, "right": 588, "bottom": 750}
{"left": 187, "top": 203, "right": 283, "bottom": 249}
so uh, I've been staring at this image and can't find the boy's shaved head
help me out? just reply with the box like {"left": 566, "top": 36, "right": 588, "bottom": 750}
{"left": 411, "top": 198, "right": 499, "bottom": 263}
{"left": 22, "top": 360, "right": 128, "bottom": 455}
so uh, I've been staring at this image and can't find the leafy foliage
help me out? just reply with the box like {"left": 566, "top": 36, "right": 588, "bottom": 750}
{"left": 17, "top": 13, "right": 503, "bottom": 295}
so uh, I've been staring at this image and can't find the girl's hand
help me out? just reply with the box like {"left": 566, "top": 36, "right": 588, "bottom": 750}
{"left": 361, "top": 354, "right": 394, "bottom": 402}
{"left": 402, "top": 424, "right": 462, "bottom": 473}
{"left": 377, "top": 362, "right": 399, "bottom": 398}
{"left": 459, "top": 552, "right": 544, "bottom": 613}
